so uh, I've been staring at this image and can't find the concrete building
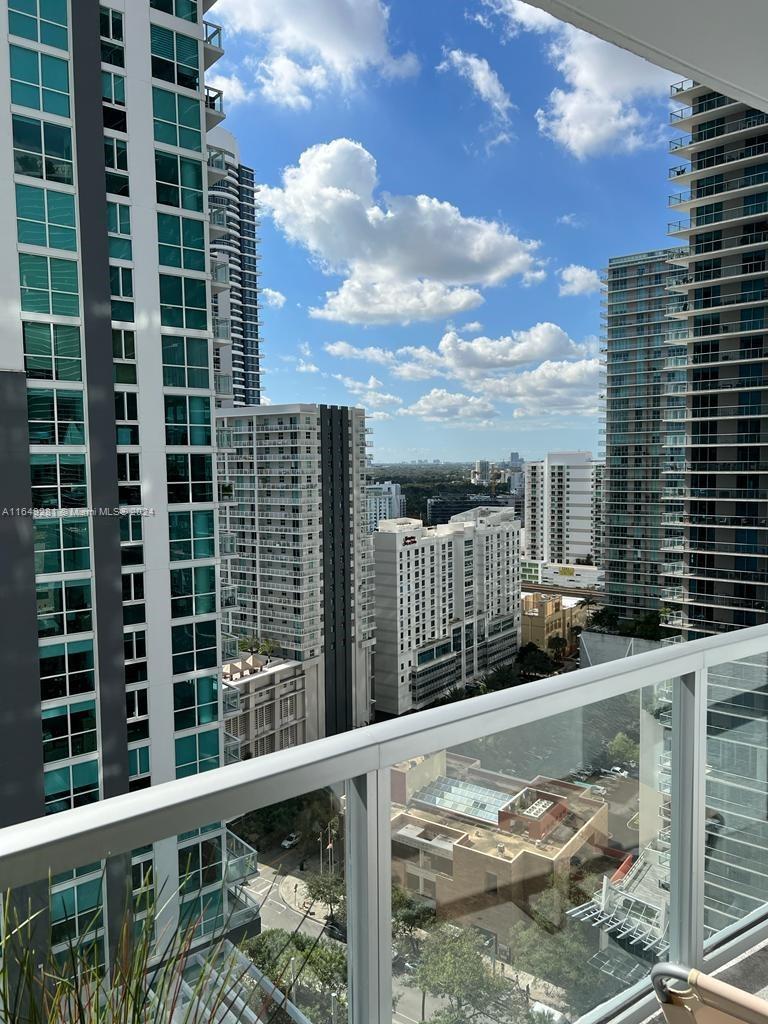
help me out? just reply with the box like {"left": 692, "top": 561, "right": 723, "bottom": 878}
{"left": 0, "top": 0, "right": 257, "bottom": 957}
{"left": 524, "top": 453, "right": 603, "bottom": 565}
{"left": 215, "top": 403, "right": 375, "bottom": 736}
{"left": 426, "top": 492, "right": 520, "bottom": 526}
{"left": 373, "top": 508, "right": 521, "bottom": 716}
{"left": 367, "top": 479, "right": 406, "bottom": 533}
{"left": 521, "top": 559, "right": 604, "bottom": 591}
{"left": 472, "top": 459, "right": 491, "bottom": 485}
{"left": 207, "top": 126, "right": 260, "bottom": 407}
{"left": 521, "top": 593, "right": 591, "bottom": 654}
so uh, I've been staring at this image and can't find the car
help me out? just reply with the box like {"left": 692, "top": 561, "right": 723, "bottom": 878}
{"left": 281, "top": 831, "right": 302, "bottom": 849}
{"left": 610, "top": 767, "right": 629, "bottom": 778}
{"left": 592, "top": 785, "right": 608, "bottom": 796}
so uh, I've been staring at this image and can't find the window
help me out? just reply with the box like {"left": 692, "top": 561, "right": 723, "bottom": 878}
{"left": 107, "top": 201, "right": 131, "bottom": 259}
{"left": 16, "top": 184, "right": 77, "bottom": 252}
{"left": 19, "top": 253, "right": 79, "bottom": 316}
{"left": 45, "top": 759, "right": 99, "bottom": 814}
{"left": 113, "top": 328, "right": 137, "bottom": 385}
{"left": 37, "top": 579, "right": 92, "bottom": 638}
{"left": 164, "top": 394, "right": 211, "bottom": 445}
{"left": 155, "top": 151, "right": 203, "bottom": 212}
{"left": 174, "top": 727, "right": 219, "bottom": 776}
{"left": 152, "top": 87, "right": 201, "bottom": 151}
{"left": 120, "top": 514, "right": 143, "bottom": 567}
{"left": 178, "top": 836, "right": 222, "bottom": 893}
{"left": 34, "top": 517, "right": 90, "bottom": 575}
{"left": 151, "top": 25, "right": 199, "bottom": 90}
{"left": 126, "top": 683, "right": 149, "bottom": 741}
{"left": 158, "top": 212, "right": 205, "bottom": 269}
{"left": 160, "top": 274, "right": 207, "bottom": 330}
{"left": 115, "top": 390, "right": 139, "bottom": 445}
{"left": 102, "top": 70, "right": 125, "bottom": 106}
{"left": 104, "top": 136, "right": 129, "bottom": 196}
{"left": 173, "top": 676, "right": 218, "bottom": 730}
{"left": 110, "top": 264, "right": 134, "bottom": 322}
{"left": 169, "top": 510, "right": 215, "bottom": 560}
{"left": 42, "top": 701, "right": 97, "bottom": 764}
{"left": 8, "top": 0, "right": 68, "bottom": 51}
{"left": 166, "top": 453, "right": 213, "bottom": 503}
{"left": 13, "top": 114, "right": 73, "bottom": 184}
{"left": 100, "top": 6, "right": 124, "bottom": 66}
{"left": 10, "top": 44, "right": 69, "bottom": 116}
{"left": 50, "top": 876, "right": 103, "bottom": 947}
{"left": 162, "top": 335, "right": 209, "bottom": 388}
{"left": 27, "top": 388, "right": 84, "bottom": 446}
{"left": 117, "top": 452, "right": 141, "bottom": 506}
{"left": 23, "top": 322, "right": 81, "bottom": 381}
{"left": 122, "top": 572, "right": 145, "bottom": 605}
{"left": 129, "top": 746, "right": 151, "bottom": 784}
{"left": 150, "top": 0, "right": 198, "bottom": 23}
{"left": 170, "top": 565, "right": 216, "bottom": 618}
{"left": 40, "top": 639, "right": 95, "bottom": 701}
{"left": 171, "top": 620, "right": 217, "bottom": 674}
{"left": 30, "top": 453, "right": 87, "bottom": 508}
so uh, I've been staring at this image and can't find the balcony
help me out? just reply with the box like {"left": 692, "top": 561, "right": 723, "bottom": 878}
{"left": 212, "top": 315, "right": 231, "bottom": 343}
{"left": 216, "top": 425, "right": 235, "bottom": 450}
{"left": 223, "top": 730, "right": 241, "bottom": 764}
{"left": 206, "top": 147, "right": 228, "bottom": 185}
{"left": 219, "top": 531, "right": 237, "bottom": 557}
{"left": 220, "top": 584, "right": 240, "bottom": 610}
{"left": 210, "top": 259, "right": 230, "bottom": 292}
{"left": 5, "top": 624, "right": 768, "bottom": 1023}
{"left": 204, "top": 86, "right": 225, "bottom": 129}
{"left": 208, "top": 205, "right": 228, "bottom": 236}
{"left": 218, "top": 478, "right": 235, "bottom": 503}
{"left": 221, "top": 632, "right": 239, "bottom": 660}
{"left": 214, "top": 371, "right": 233, "bottom": 398}
{"left": 203, "top": 21, "right": 224, "bottom": 69}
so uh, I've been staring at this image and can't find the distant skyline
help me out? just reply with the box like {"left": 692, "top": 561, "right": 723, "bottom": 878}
{"left": 212, "top": 0, "right": 680, "bottom": 461}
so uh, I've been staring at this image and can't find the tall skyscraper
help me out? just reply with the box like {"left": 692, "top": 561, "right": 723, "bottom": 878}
{"left": 216, "top": 403, "right": 376, "bottom": 736}
{"left": 208, "top": 125, "right": 261, "bottom": 407}
{"left": 603, "top": 250, "right": 685, "bottom": 618}
{"left": 373, "top": 509, "right": 521, "bottom": 717}
{"left": 524, "top": 452, "right": 603, "bottom": 565}
{"left": 0, "top": 0, "right": 256, "bottom": 958}
{"left": 665, "top": 85, "right": 768, "bottom": 635}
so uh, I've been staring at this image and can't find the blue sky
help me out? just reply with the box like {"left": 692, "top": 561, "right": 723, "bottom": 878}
{"left": 210, "top": 0, "right": 679, "bottom": 462}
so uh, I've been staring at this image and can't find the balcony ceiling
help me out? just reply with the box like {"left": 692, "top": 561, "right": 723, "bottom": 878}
{"left": 526, "top": 0, "right": 768, "bottom": 113}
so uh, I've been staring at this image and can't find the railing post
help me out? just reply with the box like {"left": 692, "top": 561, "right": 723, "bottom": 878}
{"left": 670, "top": 666, "right": 708, "bottom": 967}
{"left": 345, "top": 769, "right": 392, "bottom": 1024}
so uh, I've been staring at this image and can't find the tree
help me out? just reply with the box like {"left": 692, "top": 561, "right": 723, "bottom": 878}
{"left": 259, "top": 637, "right": 277, "bottom": 663}
{"left": 607, "top": 731, "right": 640, "bottom": 765}
{"left": 586, "top": 606, "right": 620, "bottom": 633}
{"left": 516, "top": 643, "right": 557, "bottom": 681}
{"left": 392, "top": 885, "right": 435, "bottom": 954}
{"left": 238, "top": 634, "right": 260, "bottom": 660}
{"left": 547, "top": 635, "right": 568, "bottom": 664}
{"left": 303, "top": 871, "right": 346, "bottom": 924}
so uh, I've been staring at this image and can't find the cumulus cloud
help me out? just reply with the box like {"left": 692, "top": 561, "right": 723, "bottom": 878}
{"left": 262, "top": 287, "right": 287, "bottom": 308}
{"left": 462, "top": 321, "right": 484, "bottom": 333}
{"left": 400, "top": 388, "right": 498, "bottom": 426}
{"left": 325, "top": 341, "right": 396, "bottom": 365}
{"left": 296, "top": 358, "right": 320, "bottom": 373}
{"left": 477, "top": 0, "right": 671, "bottom": 159}
{"left": 215, "top": 0, "right": 418, "bottom": 109}
{"left": 262, "top": 138, "right": 544, "bottom": 325}
{"left": 558, "top": 264, "right": 601, "bottom": 296}
{"left": 206, "top": 72, "right": 254, "bottom": 105}
{"left": 333, "top": 373, "right": 403, "bottom": 409}
{"left": 557, "top": 212, "right": 582, "bottom": 228}
{"left": 437, "top": 48, "right": 514, "bottom": 125}
{"left": 478, "top": 358, "right": 602, "bottom": 417}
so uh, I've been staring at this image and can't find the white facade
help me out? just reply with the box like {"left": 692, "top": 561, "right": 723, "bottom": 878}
{"left": 373, "top": 508, "right": 521, "bottom": 717}
{"left": 367, "top": 480, "right": 406, "bottom": 533}
{"left": 524, "top": 452, "right": 603, "bottom": 565}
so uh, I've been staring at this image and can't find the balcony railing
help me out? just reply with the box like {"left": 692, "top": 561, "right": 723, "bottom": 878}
{"left": 5, "top": 625, "right": 768, "bottom": 1023}
{"left": 212, "top": 315, "right": 231, "bottom": 341}
{"left": 222, "top": 681, "right": 241, "bottom": 717}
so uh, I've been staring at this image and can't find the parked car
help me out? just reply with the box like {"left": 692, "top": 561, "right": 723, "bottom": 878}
{"left": 610, "top": 767, "right": 629, "bottom": 778}
{"left": 592, "top": 785, "right": 608, "bottom": 796}
{"left": 281, "top": 831, "right": 302, "bottom": 849}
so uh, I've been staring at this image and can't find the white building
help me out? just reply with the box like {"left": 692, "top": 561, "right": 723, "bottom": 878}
{"left": 524, "top": 453, "right": 603, "bottom": 565}
{"left": 367, "top": 480, "right": 406, "bottom": 533}
{"left": 215, "top": 403, "right": 376, "bottom": 736}
{"left": 373, "top": 508, "right": 521, "bottom": 717}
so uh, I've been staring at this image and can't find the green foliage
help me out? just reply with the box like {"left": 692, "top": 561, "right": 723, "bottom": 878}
{"left": 547, "top": 635, "right": 568, "bottom": 662}
{"left": 586, "top": 607, "right": 666, "bottom": 641}
{"left": 303, "top": 872, "right": 345, "bottom": 921}
{"left": 607, "top": 731, "right": 640, "bottom": 765}
{"left": 391, "top": 885, "right": 436, "bottom": 952}
{"left": 231, "top": 789, "right": 342, "bottom": 852}
{"left": 516, "top": 643, "right": 558, "bottom": 680}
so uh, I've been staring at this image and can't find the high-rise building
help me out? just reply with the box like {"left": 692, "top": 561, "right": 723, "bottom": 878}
{"left": 472, "top": 459, "right": 491, "bottom": 485}
{"left": 215, "top": 403, "right": 376, "bottom": 736}
{"left": 367, "top": 479, "right": 406, "bottom": 532}
{"left": 0, "top": 0, "right": 258, "bottom": 958}
{"left": 426, "top": 492, "right": 520, "bottom": 525}
{"left": 208, "top": 125, "right": 261, "bottom": 407}
{"left": 603, "top": 250, "right": 685, "bottom": 618}
{"left": 524, "top": 453, "right": 603, "bottom": 565}
{"left": 373, "top": 508, "right": 521, "bottom": 716}
{"left": 664, "top": 85, "right": 768, "bottom": 635}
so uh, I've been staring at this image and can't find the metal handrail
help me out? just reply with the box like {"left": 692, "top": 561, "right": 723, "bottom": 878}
{"left": 650, "top": 963, "right": 693, "bottom": 1002}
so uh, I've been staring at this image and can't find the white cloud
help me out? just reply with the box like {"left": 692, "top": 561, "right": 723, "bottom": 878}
{"left": 215, "top": 0, "right": 418, "bottom": 109}
{"left": 400, "top": 389, "right": 498, "bottom": 426}
{"left": 206, "top": 72, "right": 254, "bottom": 105}
{"left": 437, "top": 49, "right": 514, "bottom": 125}
{"left": 557, "top": 212, "right": 582, "bottom": 228}
{"left": 462, "top": 321, "right": 484, "bottom": 333}
{"left": 262, "top": 287, "right": 287, "bottom": 308}
{"left": 262, "top": 138, "right": 544, "bottom": 325}
{"left": 477, "top": 0, "right": 672, "bottom": 159}
{"left": 558, "top": 264, "right": 601, "bottom": 296}
{"left": 477, "top": 358, "right": 602, "bottom": 417}
{"left": 332, "top": 373, "right": 403, "bottom": 409}
{"left": 325, "top": 341, "right": 396, "bottom": 365}
{"left": 296, "top": 358, "right": 320, "bottom": 373}
{"left": 367, "top": 410, "right": 392, "bottom": 421}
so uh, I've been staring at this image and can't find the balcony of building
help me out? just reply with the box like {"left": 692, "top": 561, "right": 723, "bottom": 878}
{"left": 206, "top": 147, "right": 228, "bottom": 184}
{"left": 214, "top": 371, "right": 233, "bottom": 399}
{"left": 204, "top": 86, "right": 225, "bottom": 129}
{"left": 222, "top": 681, "right": 241, "bottom": 717}
{"left": 209, "top": 204, "right": 228, "bottom": 237}
{"left": 210, "top": 259, "right": 230, "bottom": 292}
{"left": 220, "top": 584, "right": 240, "bottom": 611}
{"left": 212, "top": 315, "right": 231, "bottom": 344}
{"left": 203, "top": 21, "right": 224, "bottom": 69}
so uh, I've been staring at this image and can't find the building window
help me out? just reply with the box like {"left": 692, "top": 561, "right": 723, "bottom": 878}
{"left": 50, "top": 877, "right": 103, "bottom": 948}
{"left": 112, "top": 328, "right": 137, "bottom": 385}
{"left": 42, "top": 701, "right": 97, "bottom": 764}
{"left": 173, "top": 676, "right": 219, "bottom": 730}
{"left": 169, "top": 510, "right": 215, "bottom": 561}
{"left": 120, "top": 514, "right": 144, "bottom": 567}
{"left": 23, "top": 322, "right": 81, "bottom": 382}
{"left": 150, "top": 24, "right": 199, "bottom": 90}
{"left": 166, "top": 453, "right": 213, "bottom": 504}
{"left": 150, "top": 0, "right": 198, "bottom": 21}
{"left": 104, "top": 136, "right": 129, "bottom": 196}
{"left": 164, "top": 394, "right": 211, "bottom": 445}
{"left": 117, "top": 452, "right": 141, "bottom": 506}
{"left": 160, "top": 274, "right": 207, "bottom": 330}
{"left": 126, "top": 687, "right": 149, "bottom": 743}
{"left": 155, "top": 151, "right": 203, "bottom": 212}
{"left": 171, "top": 619, "right": 217, "bottom": 673}
{"left": 174, "top": 727, "right": 219, "bottom": 776}
{"left": 8, "top": 0, "right": 68, "bottom": 51}
{"left": 161, "top": 335, "right": 209, "bottom": 389}
{"left": 178, "top": 835, "right": 222, "bottom": 895}
{"left": 170, "top": 565, "right": 216, "bottom": 618}
{"left": 158, "top": 212, "right": 205, "bottom": 270}
{"left": 110, "top": 264, "right": 134, "bottom": 322}
{"left": 107, "top": 201, "right": 131, "bottom": 260}
{"left": 37, "top": 578, "right": 92, "bottom": 638}
{"left": 129, "top": 746, "right": 151, "bottom": 786}
{"left": 99, "top": 6, "right": 124, "bottom": 67}
{"left": 10, "top": 44, "right": 69, "bottom": 116}
{"left": 13, "top": 114, "right": 73, "bottom": 184}
{"left": 152, "top": 87, "right": 201, "bottom": 151}
{"left": 27, "top": 387, "right": 84, "bottom": 446}
{"left": 39, "top": 640, "right": 94, "bottom": 702}
{"left": 19, "top": 253, "right": 79, "bottom": 317}
{"left": 30, "top": 453, "right": 87, "bottom": 509}
{"left": 34, "top": 517, "right": 90, "bottom": 575}
{"left": 16, "top": 183, "right": 76, "bottom": 253}
{"left": 102, "top": 70, "right": 125, "bottom": 106}
{"left": 115, "top": 390, "right": 139, "bottom": 445}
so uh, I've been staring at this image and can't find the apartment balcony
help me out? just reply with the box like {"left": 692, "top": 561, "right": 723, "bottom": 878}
{"left": 204, "top": 86, "right": 225, "bottom": 129}
{"left": 212, "top": 315, "right": 231, "bottom": 344}
{"left": 206, "top": 147, "right": 228, "bottom": 184}
{"left": 216, "top": 425, "right": 235, "bottom": 450}
{"left": 214, "top": 371, "right": 233, "bottom": 398}
{"left": 220, "top": 584, "right": 240, "bottom": 611}
{"left": 225, "top": 828, "right": 258, "bottom": 884}
{"left": 223, "top": 730, "right": 241, "bottom": 764}
{"left": 221, "top": 633, "right": 239, "bottom": 661}
{"left": 669, "top": 110, "right": 768, "bottom": 155}
{"left": 222, "top": 682, "right": 241, "bottom": 717}
{"left": 217, "top": 478, "right": 235, "bottom": 503}
{"left": 210, "top": 259, "right": 230, "bottom": 292}
{"left": 219, "top": 531, "right": 237, "bottom": 558}
{"left": 208, "top": 205, "right": 228, "bottom": 238}
{"left": 203, "top": 21, "right": 224, "bottom": 69}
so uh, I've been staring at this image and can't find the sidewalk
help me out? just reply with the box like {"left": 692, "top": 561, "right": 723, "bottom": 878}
{"left": 279, "top": 871, "right": 325, "bottom": 919}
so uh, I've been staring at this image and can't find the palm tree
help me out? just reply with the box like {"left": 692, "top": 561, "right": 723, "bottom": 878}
{"left": 238, "top": 634, "right": 260, "bottom": 663}
{"left": 258, "top": 637, "right": 277, "bottom": 664}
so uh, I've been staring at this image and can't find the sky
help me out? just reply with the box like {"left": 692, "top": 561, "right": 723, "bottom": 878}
{"left": 209, "top": 0, "right": 680, "bottom": 463}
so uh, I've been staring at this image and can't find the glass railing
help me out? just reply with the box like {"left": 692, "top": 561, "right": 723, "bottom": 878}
{"left": 204, "top": 21, "right": 223, "bottom": 49}
{"left": 222, "top": 682, "right": 241, "bottom": 716}
{"left": 212, "top": 315, "right": 231, "bottom": 341}
{"left": 214, "top": 371, "right": 233, "bottom": 396}
{"left": 204, "top": 86, "right": 224, "bottom": 115}
{"left": 5, "top": 626, "right": 768, "bottom": 1023}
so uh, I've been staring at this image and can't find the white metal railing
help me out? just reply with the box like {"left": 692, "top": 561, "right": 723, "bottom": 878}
{"left": 5, "top": 625, "right": 768, "bottom": 1023}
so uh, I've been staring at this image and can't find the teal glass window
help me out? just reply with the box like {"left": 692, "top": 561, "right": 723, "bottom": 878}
{"left": 19, "top": 253, "right": 79, "bottom": 316}
{"left": 50, "top": 876, "right": 102, "bottom": 945}
{"left": 110, "top": 264, "right": 134, "bottom": 322}
{"left": 100, "top": 6, "right": 124, "bottom": 67}
{"left": 150, "top": 0, "right": 198, "bottom": 21}
{"left": 27, "top": 387, "right": 85, "bottom": 445}
{"left": 37, "top": 578, "right": 92, "bottom": 638}
{"left": 170, "top": 565, "right": 216, "bottom": 618}
{"left": 39, "top": 639, "right": 95, "bottom": 701}
{"left": 155, "top": 151, "right": 203, "bottom": 212}
{"left": 178, "top": 835, "right": 222, "bottom": 894}
{"left": 158, "top": 212, "right": 205, "bottom": 269}
{"left": 169, "top": 510, "right": 215, "bottom": 561}
{"left": 30, "top": 453, "right": 87, "bottom": 509}
{"left": 173, "top": 676, "right": 219, "bottom": 730}
{"left": 160, "top": 274, "right": 207, "bottom": 330}
{"left": 112, "top": 328, "right": 137, "bottom": 385}
{"left": 166, "top": 452, "right": 213, "bottom": 504}
{"left": 8, "top": 0, "right": 68, "bottom": 51}
{"left": 107, "top": 201, "right": 132, "bottom": 260}
{"left": 13, "top": 114, "right": 73, "bottom": 184}
{"left": 161, "top": 335, "right": 209, "bottom": 389}
{"left": 152, "top": 87, "right": 201, "bottom": 151}
{"left": 174, "top": 727, "right": 219, "bottom": 777}
{"left": 104, "top": 136, "right": 129, "bottom": 197}
{"left": 44, "top": 759, "right": 99, "bottom": 814}
{"left": 23, "top": 322, "right": 81, "bottom": 381}
{"left": 102, "top": 70, "right": 125, "bottom": 106}
{"left": 171, "top": 620, "right": 217, "bottom": 674}
{"left": 34, "top": 517, "right": 90, "bottom": 574}
{"left": 115, "top": 390, "right": 139, "bottom": 445}
{"left": 42, "top": 700, "right": 97, "bottom": 764}
{"left": 164, "top": 394, "right": 211, "bottom": 446}
{"left": 151, "top": 24, "right": 199, "bottom": 90}
{"left": 129, "top": 745, "right": 151, "bottom": 781}
{"left": 16, "top": 184, "right": 77, "bottom": 251}
{"left": 10, "top": 44, "right": 70, "bottom": 116}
